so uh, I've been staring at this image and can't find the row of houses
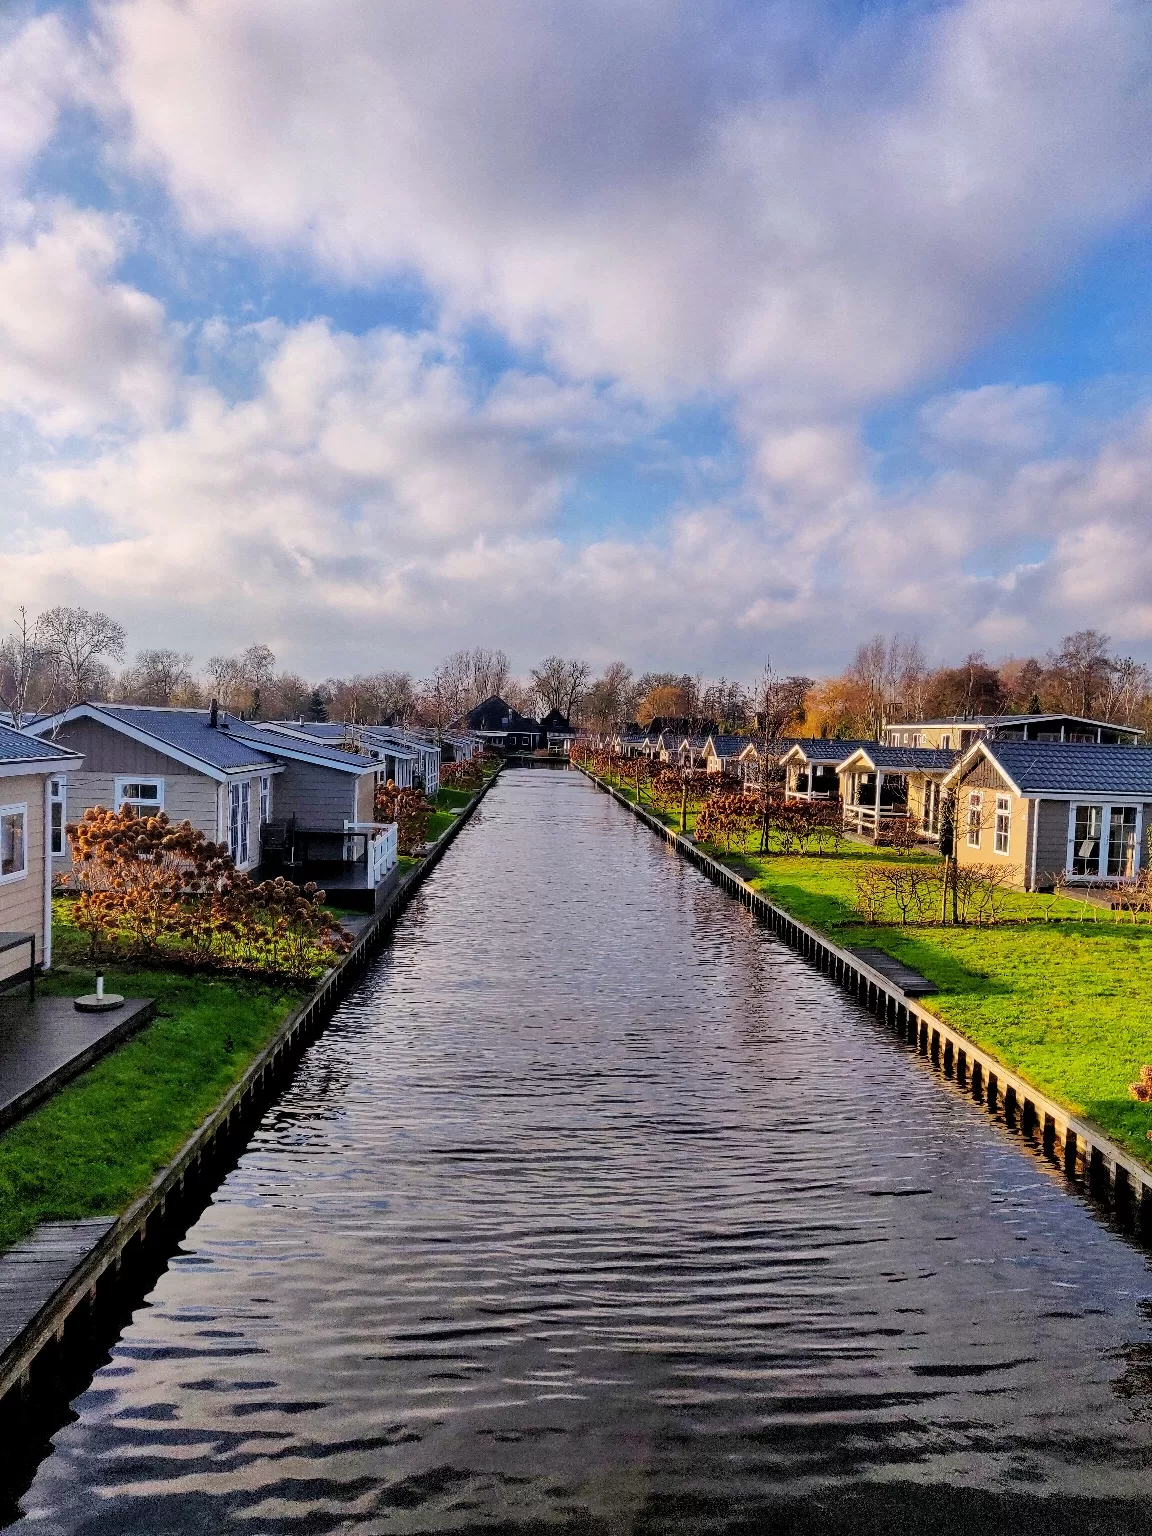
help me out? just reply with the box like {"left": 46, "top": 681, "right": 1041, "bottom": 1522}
{"left": 603, "top": 712, "right": 1152, "bottom": 893}
{"left": 0, "top": 703, "right": 487, "bottom": 988}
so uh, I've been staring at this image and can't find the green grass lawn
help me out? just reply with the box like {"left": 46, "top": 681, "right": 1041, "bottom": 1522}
{"left": 593, "top": 769, "right": 1152, "bottom": 1168}
{"left": 0, "top": 903, "right": 302, "bottom": 1252}
{"left": 435, "top": 786, "right": 473, "bottom": 811}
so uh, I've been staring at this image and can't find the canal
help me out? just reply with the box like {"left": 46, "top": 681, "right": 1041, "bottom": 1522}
{"left": 10, "top": 766, "right": 1152, "bottom": 1532}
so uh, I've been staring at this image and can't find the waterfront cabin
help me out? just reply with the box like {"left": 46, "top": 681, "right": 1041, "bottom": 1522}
{"left": 265, "top": 720, "right": 419, "bottom": 790}
{"left": 28, "top": 705, "right": 398, "bottom": 908}
{"left": 0, "top": 722, "right": 83, "bottom": 988}
{"left": 836, "top": 744, "right": 959, "bottom": 841}
{"left": 779, "top": 740, "right": 872, "bottom": 804}
{"left": 700, "top": 734, "right": 750, "bottom": 777}
{"left": 942, "top": 740, "right": 1152, "bottom": 891}
{"left": 463, "top": 696, "right": 542, "bottom": 754}
{"left": 882, "top": 713, "right": 1142, "bottom": 751}
{"left": 538, "top": 709, "right": 577, "bottom": 755}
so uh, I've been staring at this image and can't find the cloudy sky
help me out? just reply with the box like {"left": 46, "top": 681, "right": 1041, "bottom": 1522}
{"left": 3, "top": 0, "right": 1152, "bottom": 680}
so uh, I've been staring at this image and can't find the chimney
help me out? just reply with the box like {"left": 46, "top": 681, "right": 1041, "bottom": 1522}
{"left": 209, "top": 698, "right": 219, "bottom": 728}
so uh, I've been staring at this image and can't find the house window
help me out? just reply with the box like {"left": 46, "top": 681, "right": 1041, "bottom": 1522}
{"left": 49, "top": 778, "right": 66, "bottom": 856}
{"left": 0, "top": 804, "right": 27, "bottom": 882}
{"left": 228, "top": 781, "right": 251, "bottom": 865}
{"left": 115, "top": 778, "right": 164, "bottom": 813}
{"left": 994, "top": 795, "right": 1011, "bottom": 855}
{"left": 1071, "top": 805, "right": 1103, "bottom": 875}
{"left": 940, "top": 734, "right": 951, "bottom": 750}
{"left": 922, "top": 781, "right": 940, "bottom": 836}
{"left": 966, "top": 791, "right": 983, "bottom": 848}
{"left": 1108, "top": 806, "right": 1138, "bottom": 877}
{"left": 259, "top": 775, "right": 272, "bottom": 825}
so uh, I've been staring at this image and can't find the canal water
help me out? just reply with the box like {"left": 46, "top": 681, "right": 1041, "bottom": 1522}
{"left": 10, "top": 767, "right": 1152, "bottom": 1533}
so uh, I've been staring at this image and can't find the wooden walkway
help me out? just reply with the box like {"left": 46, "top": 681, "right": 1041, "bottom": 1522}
{"left": 0, "top": 1220, "right": 114, "bottom": 1358}
{"left": 848, "top": 947, "right": 938, "bottom": 996}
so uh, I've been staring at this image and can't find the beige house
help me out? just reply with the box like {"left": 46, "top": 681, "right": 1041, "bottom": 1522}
{"left": 943, "top": 740, "right": 1152, "bottom": 891}
{"left": 779, "top": 740, "right": 871, "bottom": 803}
{"left": 27, "top": 705, "right": 393, "bottom": 907}
{"left": 883, "top": 713, "right": 1142, "bottom": 751}
{"left": 836, "top": 745, "right": 959, "bottom": 841}
{"left": 0, "top": 721, "right": 82, "bottom": 987}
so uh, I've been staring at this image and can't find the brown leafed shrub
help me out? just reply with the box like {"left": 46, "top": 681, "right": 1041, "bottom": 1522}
{"left": 65, "top": 805, "right": 350, "bottom": 980}
{"left": 441, "top": 758, "right": 483, "bottom": 791}
{"left": 1130, "top": 1065, "right": 1152, "bottom": 1102}
{"left": 374, "top": 781, "right": 434, "bottom": 854}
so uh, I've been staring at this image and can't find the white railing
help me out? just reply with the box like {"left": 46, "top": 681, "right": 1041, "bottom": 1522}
{"left": 842, "top": 804, "right": 908, "bottom": 836}
{"left": 344, "top": 821, "right": 399, "bottom": 885}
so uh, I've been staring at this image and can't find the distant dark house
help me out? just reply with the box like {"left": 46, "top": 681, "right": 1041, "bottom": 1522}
{"left": 538, "top": 708, "right": 577, "bottom": 754}
{"left": 464, "top": 696, "right": 542, "bottom": 753}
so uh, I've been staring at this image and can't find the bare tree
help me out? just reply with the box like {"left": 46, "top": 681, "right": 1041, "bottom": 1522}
{"left": 1048, "top": 629, "right": 1114, "bottom": 717}
{"left": 119, "top": 648, "right": 198, "bottom": 705}
{"left": 531, "top": 656, "right": 592, "bottom": 718}
{"left": 581, "top": 662, "right": 636, "bottom": 730}
{"left": 0, "top": 607, "right": 56, "bottom": 726}
{"left": 35, "top": 606, "right": 126, "bottom": 706}
{"left": 756, "top": 659, "right": 812, "bottom": 850}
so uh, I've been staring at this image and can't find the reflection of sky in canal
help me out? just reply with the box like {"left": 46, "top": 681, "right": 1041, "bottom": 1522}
{"left": 15, "top": 768, "right": 1152, "bottom": 1533}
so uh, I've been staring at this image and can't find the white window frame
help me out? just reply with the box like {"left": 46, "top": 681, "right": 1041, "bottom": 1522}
{"left": 227, "top": 780, "right": 253, "bottom": 867}
{"left": 0, "top": 802, "right": 28, "bottom": 884}
{"left": 1066, "top": 802, "right": 1144, "bottom": 881}
{"left": 994, "top": 794, "right": 1011, "bottom": 855}
{"left": 966, "top": 790, "right": 983, "bottom": 848}
{"left": 49, "top": 777, "right": 67, "bottom": 857}
{"left": 114, "top": 776, "right": 165, "bottom": 813}
{"left": 259, "top": 774, "right": 272, "bottom": 826}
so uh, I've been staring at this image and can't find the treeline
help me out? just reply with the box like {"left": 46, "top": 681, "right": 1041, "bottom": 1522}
{"left": 3, "top": 605, "right": 1147, "bottom": 739}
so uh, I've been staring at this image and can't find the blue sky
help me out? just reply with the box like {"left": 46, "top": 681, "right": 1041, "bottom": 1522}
{"left": 3, "top": 0, "right": 1152, "bottom": 682}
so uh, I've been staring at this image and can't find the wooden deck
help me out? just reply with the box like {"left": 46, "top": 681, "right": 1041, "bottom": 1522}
{"left": 0, "top": 997, "right": 156, "bottom": 1133}
{"left": 0, "top": 1220, "right": 115, "bottom": 1358}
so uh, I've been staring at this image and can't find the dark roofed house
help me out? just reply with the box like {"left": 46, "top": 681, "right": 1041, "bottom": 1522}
{"left": 883, "top": 713, "right": 1142, "bottom": 751}
{"left": 779, "top": 739, "right": 874, "bottom": 803}
{"left": 27, "top": 704, "right": 398, "bottom": 910}
{"left": 836, "top": 744, "right": 959, "bottom": 842}
{"left": 943, "top": 740, "right": 1152, "bottom": 890}
{"left": 538, "top": 708, "right": 577, "bottom": 755}
{"left": 464, "top": 696, "right": 541, "bottom": 753}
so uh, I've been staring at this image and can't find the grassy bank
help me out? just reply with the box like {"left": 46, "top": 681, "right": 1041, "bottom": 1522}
{"left": 0, "top": 905, "right": 302, "bottom": 1253}
{"left": 596, "top": 771, "right": 1152, "bottom": 1168}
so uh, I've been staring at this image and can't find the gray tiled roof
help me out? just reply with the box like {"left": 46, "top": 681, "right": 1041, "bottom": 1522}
{"left": 94, "top": 706, "right": 275, "bottom": 771}
{"left": 985, "top": 741, "right": 1152, "bottom": 796}
{"left": 0, "top": 721, "right": 79, "bottom": 764}
{"left": 849, "top": 745, "right": 959, "bottom": 771}
{"left": 786, "top": 738, "right": 873, "bottom": 764}
{"left": 227, "top": 720, "right": 374, "bottom": 771}
{"left": 704, "top": 735, "right": 750, "bottom": 756}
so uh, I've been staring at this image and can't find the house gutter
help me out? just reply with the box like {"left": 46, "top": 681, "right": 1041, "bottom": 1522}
{"left": 41, "top": 777, "right": 52, "bottom": 971}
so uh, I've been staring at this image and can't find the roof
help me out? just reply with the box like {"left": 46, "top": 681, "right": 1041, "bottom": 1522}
{"left": 0, "top": 720, "right": 81, "bottom": 766}
{"left": 539, "top": 708, "right": 574, "bottom": 732}
{"left": 265, "top": 721, "right": 420, "bottom": 762}
{"left": 226, "top": 721, "right": 376, "bottom": 773}
{"left": 838, "top": 744, "right": 959, "bottom": 773}
{"left": 780, "top": 738, "right": 873, "bottom": 766}
{"left": 702, "top": 734, "right": 749, "bottom": 757}
{"left": 890, "top": 712, "right": 1143, "bottom": 736}
{"left": 31, "top": 704, "right": 275, "bottom": 774}
{"left": 465, "top": 696, "right": 540, "bottom": 732}
{"left": 947, "top": 740, "right": 1152, "bottom": 798}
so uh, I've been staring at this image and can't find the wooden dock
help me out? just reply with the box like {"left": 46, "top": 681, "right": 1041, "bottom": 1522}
{"left": 0, "top": 1221, "right": 114, "bottom": 1359}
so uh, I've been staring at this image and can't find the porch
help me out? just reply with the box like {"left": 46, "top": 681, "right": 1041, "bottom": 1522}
{"left": 256, "top": 820, "right": 399, "bottom": 911}
{"left": 841, "top": 770, "right": 909, "bottom": 838}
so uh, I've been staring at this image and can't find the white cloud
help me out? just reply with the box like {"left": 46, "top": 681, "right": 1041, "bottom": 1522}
{"left": 0, "top": 206, "right": 174, "bottom": 435}
{"left": 99, "top": 0, "right": 1152, "bottom": 409}
{"left": 0, "top": 14, "right": 83, "bottom": 200}
{"left": 920, "top": 383, "right": 1057, "bottom": 453}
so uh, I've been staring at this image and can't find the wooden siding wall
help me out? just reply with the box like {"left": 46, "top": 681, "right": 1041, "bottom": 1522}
{"left": 354, "top": 772, "right": 375, "bottom": 822}
{"left": 0, "top": 774, "right": 47, "bottom": 981}
{"left": 272, "top": 759, "right": 359, "bottom": 827}
{"left": 59, "top": 772, "right": 220, "bottom": 871}
{"left": 50, "top": 718, "right": 200, "bottom": 776}
{"left": 957, "top": 756, "right": 1010, "bottom": 791}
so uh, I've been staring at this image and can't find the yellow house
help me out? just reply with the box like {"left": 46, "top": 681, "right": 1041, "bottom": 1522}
{"left": 942, "top": 739, "right": 1152, "bottom": 891}
{"left": 0, "top": 721, "right": 83, "bottom": 989}
{"left": 883, "top": 713, "right": 1142, "bottom": 751}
